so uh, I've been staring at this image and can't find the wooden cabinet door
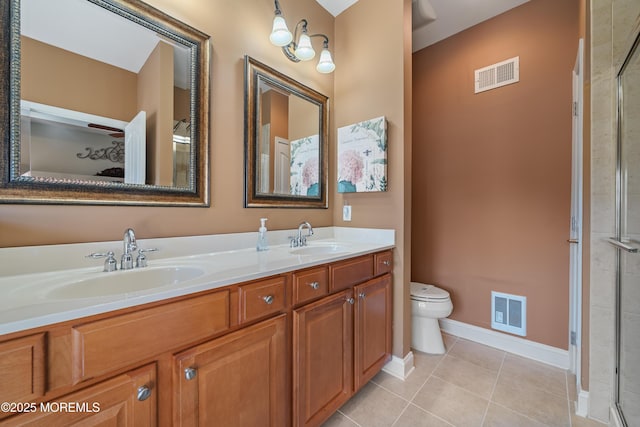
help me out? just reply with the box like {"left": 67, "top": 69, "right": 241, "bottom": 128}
{"left": 293, "top": 290, "right": 353, "bottom": 427}
{"left": 354, "top": 274, "right": 392, "bottom": 392}
{"left": 0, "top": 364, "right": 156, "bottom": 426}
{"left": 173, "top": 314, "right": 287, "bottom": 427}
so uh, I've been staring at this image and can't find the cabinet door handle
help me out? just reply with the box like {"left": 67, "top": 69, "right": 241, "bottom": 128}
{"left": 346, "top": 297, "right": 355, "bottom": 305}
{"left": 308, "top": 281, "right": 320, "bottom": 290}
{"left": 184, "top": 367, "right": 197, "bottom": 381}
{"left": 382, "top": 260, "right": 391, "bottom": 266}
{"left": 137, "top": 385, "right": 152, "bottom": 401}
{"left": 359, "top": 292, "right": 366, "bottom": 299}
{"left": 263, "top": 295, "right": 274, "bottom": 305}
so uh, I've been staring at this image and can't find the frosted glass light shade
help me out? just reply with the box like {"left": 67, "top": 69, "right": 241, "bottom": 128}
{"left": 294, "top": 34, "right": 315, "bottom": 61}
{"left": 316, "top": 48, "right": 335, "bottom": 73}
{"left": 270, "top": 16, "right": 293, "bottom": 46}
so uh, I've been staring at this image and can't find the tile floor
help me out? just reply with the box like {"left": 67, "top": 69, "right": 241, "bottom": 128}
{"left": 323, "top": 334, "right": 607, "bottom": 427}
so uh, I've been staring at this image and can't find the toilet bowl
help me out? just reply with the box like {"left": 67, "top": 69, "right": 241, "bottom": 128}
{"left": 410, "top": 282, "right": 453, "bottom": 354}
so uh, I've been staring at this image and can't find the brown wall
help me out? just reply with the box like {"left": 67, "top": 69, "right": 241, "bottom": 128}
{"left": 412, "top": 0, "right": 579, "bottom": 349}
{"left": 1, "top": 0, "right": 335, "bottom": 247}
{"left": 138, "top": 41, "right": 174, "bottom": 186}
{"left": 334, "top": 0, "right": 412, "bottom": 358}
{"left": 21, "top": 36, "right": 137, "bottom": 121}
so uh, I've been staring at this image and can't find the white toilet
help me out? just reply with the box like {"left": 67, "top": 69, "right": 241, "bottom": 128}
{"left": 410, "top": 282, "right": 453, "bottom": 354}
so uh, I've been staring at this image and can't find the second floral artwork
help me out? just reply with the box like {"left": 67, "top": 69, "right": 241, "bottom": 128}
{"left": 337, "top": 116, "right": 387, "bottom": 193}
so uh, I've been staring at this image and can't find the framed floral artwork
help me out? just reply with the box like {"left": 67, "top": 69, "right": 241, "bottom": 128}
{"left": 290, "top": 135, "right": 320, "bottom": 196}
{"left": 337, "top": 116, "right": 387, "bottom": 193}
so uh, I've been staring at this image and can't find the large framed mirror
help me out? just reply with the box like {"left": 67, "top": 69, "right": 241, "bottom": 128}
{"left": 244, "top": 56, "right": 328, "bottom": 208}
{"left": 0, "top": 0, "right": 210, "bottom": 205}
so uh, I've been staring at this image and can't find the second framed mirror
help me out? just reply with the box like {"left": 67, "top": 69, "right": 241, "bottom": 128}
{"left": 244, "top": 56, "right": 328, "bottom": 208}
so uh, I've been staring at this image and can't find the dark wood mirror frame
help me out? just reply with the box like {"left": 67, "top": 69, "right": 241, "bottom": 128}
{"left": 0, "top": 0, "right": 210, "bottom": 206}
{"left": 244, "top": 56, "right": 329, "bottom": 209}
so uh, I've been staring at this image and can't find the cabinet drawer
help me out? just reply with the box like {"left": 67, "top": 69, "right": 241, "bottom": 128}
{"left": 329, "top": 255, "right": 374, "bottom": 292}
{"left": 239, "top": 276, "right": 286, "bottom": 323}
{"left": 1, "top": 364, "right": 156, "bottom": 426}
{"left": 374, "top": 251, "right": 393, "bottom": 276}
{"left": 71, "top": 291, "right": 229, "bottom": 383}
{"left": 0, "top": 334, "right": 45, "bottom": 404}
{"left": 293, "top": 266, "right": 328, "bottom": 306}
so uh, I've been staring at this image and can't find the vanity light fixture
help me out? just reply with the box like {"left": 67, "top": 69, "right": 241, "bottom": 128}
{"left": 269, "top": 0, "right": 336, "bottom": 74}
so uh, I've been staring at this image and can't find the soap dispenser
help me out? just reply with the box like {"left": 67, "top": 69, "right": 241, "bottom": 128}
{"left": 256, "top": 218, "right": 269, "bottom": 251}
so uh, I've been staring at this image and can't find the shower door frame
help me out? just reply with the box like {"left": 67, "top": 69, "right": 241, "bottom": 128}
{"left": 613, "top": 22, "right": 640, "bottom": 427}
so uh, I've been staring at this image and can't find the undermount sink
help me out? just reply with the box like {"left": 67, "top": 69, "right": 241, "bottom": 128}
{"left": 45, "top": 266, "right": 205, "bottom": 299}
{"left": 289, "top": 243, "right": 350, "bottom": 256}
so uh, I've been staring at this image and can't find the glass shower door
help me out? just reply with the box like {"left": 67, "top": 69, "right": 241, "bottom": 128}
{"left": 614, "top": 28, "right": 640, "bottom": 427}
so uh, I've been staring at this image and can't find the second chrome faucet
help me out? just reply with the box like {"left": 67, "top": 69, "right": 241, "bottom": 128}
{"left": 291, "top": 221, "right": 314, "bottom": 248}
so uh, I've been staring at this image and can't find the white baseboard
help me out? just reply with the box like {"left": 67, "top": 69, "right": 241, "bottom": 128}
{"left": 575, "top": 389, "right": 589, "bottom": 417}
{"left": 440, "top": 318, "right": 570, "bottom": 369}
{"left": 610, "top": 406, "right": 623, "bottom": 427}
{"left": 382, "top": 351, "right": 415, "bottom": 380}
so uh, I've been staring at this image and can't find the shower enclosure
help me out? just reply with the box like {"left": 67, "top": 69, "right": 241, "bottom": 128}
{"left": 611, "top": 22, "right": 640, "bottom": 427}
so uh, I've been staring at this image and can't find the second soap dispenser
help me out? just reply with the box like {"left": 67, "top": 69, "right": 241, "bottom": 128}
{"left": 256, "top": 218, "right": 269, "bottom": 251}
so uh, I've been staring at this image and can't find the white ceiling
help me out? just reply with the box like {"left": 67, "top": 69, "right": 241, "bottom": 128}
{"left": 316, "top": 0, "right": 530, "bottom": 52}
{"left": 21, "top": 0, "right": 192, "bottom": 89}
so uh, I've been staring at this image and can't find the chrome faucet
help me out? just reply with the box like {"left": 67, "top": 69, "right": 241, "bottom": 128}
{"left": 291, "top": 221, "right": 314, "bottom": 247}
{"left": 121, "top": 228, "right": 137, "bottom": 270}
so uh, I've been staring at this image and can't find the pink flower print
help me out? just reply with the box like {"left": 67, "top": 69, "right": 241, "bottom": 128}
{"left": 338, "top": 150, "right": 364, "bottom": 185}
{"left": 302, "top": 158, "right": 319, "bottom": 187}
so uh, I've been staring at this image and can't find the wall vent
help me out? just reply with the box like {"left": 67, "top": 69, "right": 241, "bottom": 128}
{"left": 475, "top": 56, "right": 520, "bottom": 94}
{"left": 491, "top": 291, "right": 526, "bottom": 336}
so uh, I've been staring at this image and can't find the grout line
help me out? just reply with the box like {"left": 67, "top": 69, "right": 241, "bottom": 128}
{"left": 479, "top": 350, "right": 507, "bottom": 425}
{"left": 565, "top": 371, "right": 574, "bottom": 427}
{"left": 389, "top": 401, "right": 411, "bottom": 427}
{"left": 336, "top": 409, "right": 363, "bottom": 427}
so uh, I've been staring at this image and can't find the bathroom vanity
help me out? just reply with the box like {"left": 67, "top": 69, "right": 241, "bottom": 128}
{"left": 0, "top": 228, "right": 394, "bottom": 426}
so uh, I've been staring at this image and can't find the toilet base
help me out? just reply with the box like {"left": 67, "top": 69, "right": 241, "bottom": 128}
{"left": 412, "top": 316, "right": 446, "bottom": 354}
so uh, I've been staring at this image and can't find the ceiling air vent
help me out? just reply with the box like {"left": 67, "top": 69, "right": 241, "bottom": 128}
{"left": 474, "top": 56, "right": 519, "bottom": 94}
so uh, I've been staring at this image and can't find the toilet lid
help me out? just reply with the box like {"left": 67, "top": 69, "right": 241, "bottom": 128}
{"left": 410, "top": 282, "right": 450, "bottom": 301}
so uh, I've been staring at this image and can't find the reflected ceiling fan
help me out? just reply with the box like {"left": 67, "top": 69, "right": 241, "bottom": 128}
{"left": 88, "top": 123, "right": 124, "bottom": 138}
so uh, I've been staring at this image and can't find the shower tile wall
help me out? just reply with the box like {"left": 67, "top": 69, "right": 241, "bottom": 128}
{"left": 590, "top": 0, "right": 640, "bottom": 422}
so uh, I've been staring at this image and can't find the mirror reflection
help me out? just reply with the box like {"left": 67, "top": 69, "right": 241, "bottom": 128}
{"left": 20, "top": 0, "right": 191, "bottom": 187}
{"left": 245, "top": 56, "right": 328, "bottom": 208}
{"left": 0, "top": 0, "right": 210, "bottom": 205}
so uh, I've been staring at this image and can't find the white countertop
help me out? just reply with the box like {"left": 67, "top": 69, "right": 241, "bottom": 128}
{"left": 0, "top": 227, "right": 394, "bottom": 335}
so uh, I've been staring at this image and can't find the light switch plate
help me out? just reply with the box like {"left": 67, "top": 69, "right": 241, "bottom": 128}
{"left": 343, "top": 205, "right": 352, "bottom": 221}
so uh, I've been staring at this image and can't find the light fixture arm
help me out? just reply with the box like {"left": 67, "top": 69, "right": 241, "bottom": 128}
{"left": 274, "top": 0, "right": 283, "bottom": 16}
{"left": 282, "top": 19, "right": 308, "bottom": 62}
{"left": 270, "top": 1, "right": 335, "bottom": 72}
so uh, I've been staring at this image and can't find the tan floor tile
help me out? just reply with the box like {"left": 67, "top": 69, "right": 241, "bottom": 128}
{"left": 372, "top": 350, "right": 443, "bottom": 400}
{"left": 412, "top": 376, "right": 489, "bottom": 426}
{"left": 482, "top": 403, "right": 547, "bottom": 427}
{"left": 448, "top": 339, "right": 505, "bottom": 372}
{"left": 442, "top": 333, "right": 458, "bottom": 352}
{"left": 372, "top": 369, "right": 426, "bottom": 401}
{"left": 492, "top": 376, "right": 570, "bottom": 427}
{"left": 339, "top": 382, "right": 407, "bottom": 427}
{"left": 322, "top": 411, "right": 359, "bottom": 427}
{"left": 433, "top": 354, "right": 498, "bottom": 399}
{"left": 393, "top": 404, "right": 453, "bottom": 427}
{"left": 570, "top": 412, "right": 608, "bottom": 427}
{"left": 413, "top": 350, "right": 446, "bottom": 374}
{"left": 499, "top": 354, "right": 568, "bottom": 398}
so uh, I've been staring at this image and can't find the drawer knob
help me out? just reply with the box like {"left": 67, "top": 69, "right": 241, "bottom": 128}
{"left": 346, "top": 297, "right": 355, "bottom": 305}
{"left": 184, "top": 367, "right": 197, "bottom": 381}
{"left": 137, "top": 385, "right": 152, "bottom": 401}
{"left": 263, "top": 295, "right": 275, "bottom": 305}
{"left": 359, "top": 292, "right": 366, "bottom": 299}
{"left": 382, "top": 260, "right": 391, "bottom": 266}
{"left": 309, "top": 281, "right": 320, "bottom": 290}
